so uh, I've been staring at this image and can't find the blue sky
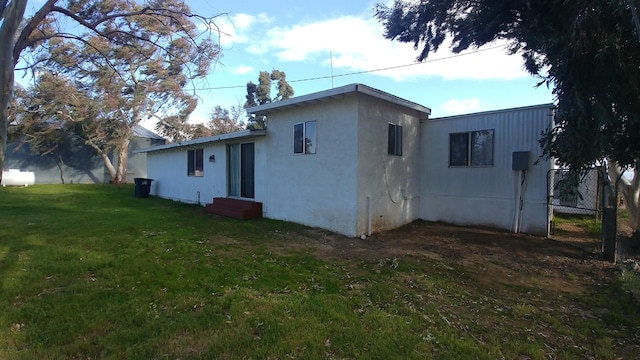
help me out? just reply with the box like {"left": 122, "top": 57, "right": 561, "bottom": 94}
{"left": 182, "top": 0, "right": 554, "bottom": 125}
{"left": 19, "top": 0, "right": 553, "bottom": 126}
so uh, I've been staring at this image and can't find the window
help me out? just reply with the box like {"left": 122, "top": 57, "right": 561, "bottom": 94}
{"left": 388, "top": 123, "right": 403, "bottom": 156}
{"left": 187, "top": 148, "right": 204, "bottom": 176}
{"left": 449, "top": 129, "right": 494, "bottom": 167}
{"left": 294, "top": 120, "right": 317, "bottom": 154}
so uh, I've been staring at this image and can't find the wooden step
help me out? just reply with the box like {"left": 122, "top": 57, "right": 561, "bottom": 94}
{"left": 205, "top": 197, "right": 262, "bottom": 219}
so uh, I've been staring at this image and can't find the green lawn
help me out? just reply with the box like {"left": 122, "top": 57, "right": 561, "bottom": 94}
{"left": 0, "top": 184, "right": 638, "bottom": 359}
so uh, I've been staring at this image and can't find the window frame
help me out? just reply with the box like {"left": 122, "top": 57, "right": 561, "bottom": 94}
{"left": 187, "top": 148, "right": 204, "bottom": 177}
{"left": 293, "top": 120, "right": 317, "bottom": 155}
{"left": 449, "top": 129, "right": 494, "bottom": 167}
{"left": 388, "top": 123, "right": 403, "bottom": 156}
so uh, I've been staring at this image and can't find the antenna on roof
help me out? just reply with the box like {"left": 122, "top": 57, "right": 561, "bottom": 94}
{"left": 330, "top": 51, "right": 334, "bottom": 88}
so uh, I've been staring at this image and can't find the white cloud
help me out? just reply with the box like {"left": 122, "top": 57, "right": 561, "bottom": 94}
{"left": 230, "top": 65, "right": 254, "bottom": 75}
{"left": 215, "top": 13, "right": 273, "bottom": 47}
{"left": 243, "top": 15, "right": 528, "bottom": 81}
{"left": 439, "top": 98, "right": 482, "bottom": 115}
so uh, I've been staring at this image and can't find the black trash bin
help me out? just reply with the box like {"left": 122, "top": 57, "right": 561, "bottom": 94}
{"left": 134, "top": 178, "right": 153, "bottom": 198}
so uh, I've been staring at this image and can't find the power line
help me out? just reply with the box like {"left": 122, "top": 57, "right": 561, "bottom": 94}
{"left": 195, "top": 44, "right": 509, "bottom": 91}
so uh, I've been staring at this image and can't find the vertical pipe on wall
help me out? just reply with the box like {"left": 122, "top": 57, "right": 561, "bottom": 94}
{"left": 366, "top": 194, "right": 372, "bottom": 236}
{"left": 513, "top": 171, "right": 523, "bottom": 233}
{"left": 517, "top": 170, "right": 528, "bottom": 232}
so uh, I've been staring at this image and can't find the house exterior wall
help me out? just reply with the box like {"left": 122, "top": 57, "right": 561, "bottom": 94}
{"left": 420, "top": 105, "right": 554, "bottom": 235}
{"left": 140, "top": 83, "right": 553, "bottom": 238}
{"left": 146, "top": 139, "right": 267, "bottom": 205}
{"left": 355, "top": 95, "right": 422, "bottom": 236}
{"left": 263, "top": 96, "right": 360, "bottom": 236}
{"left": 121, "top": 137, "right": 166, "bottom": 181}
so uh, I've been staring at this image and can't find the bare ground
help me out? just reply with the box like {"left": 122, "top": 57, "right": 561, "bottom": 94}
{"left": 206, "top": 218, "right": 640, "bottom": 357}
{"left": 293, "top": 220, "right": 639, "bottom": 357}
{"left": 271, "top": 220, "right": 613, "bottom": 295}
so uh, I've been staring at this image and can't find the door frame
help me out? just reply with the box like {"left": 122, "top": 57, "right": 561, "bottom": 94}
{"left": 227, "top": 142, "right": 255, "bottom": 199}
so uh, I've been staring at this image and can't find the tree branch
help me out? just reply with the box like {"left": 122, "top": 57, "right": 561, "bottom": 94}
{"left": 0, "top": 0, "right": 10, "bottom": 20}
{"left": 13, "top": 0, "right": 57, "bottom": 66}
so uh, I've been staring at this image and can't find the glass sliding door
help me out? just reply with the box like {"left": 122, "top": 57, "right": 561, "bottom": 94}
{"left": 228, "top": 144, "right": 241, "bottom": 197}
{"left": 240, "top": 143, "right": 255, "bottom": 198}
{"left": 228, "top": 143, "right": 255, "bottom": 198}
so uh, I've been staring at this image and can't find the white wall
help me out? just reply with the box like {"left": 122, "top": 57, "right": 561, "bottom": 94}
{"left": 264, "top": 96, "right": 360, "bottom": 236}
{"left": 420, "top": 105, "right": 554, "bottom": 236}
{"left": 355, "top": 95, "right": 422, "bottom": 236}
{"left": 146, "top": 139, "right": 267, "bottom": 205}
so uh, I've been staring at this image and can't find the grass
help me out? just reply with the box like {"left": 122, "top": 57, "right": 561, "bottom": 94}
{"left": 553, "top": 212, "right": 603, "bottom": 238}
{"left": 1, "top": 184, "right": 639, "bottom": 359}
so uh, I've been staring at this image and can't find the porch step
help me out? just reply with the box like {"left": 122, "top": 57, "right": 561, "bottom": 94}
{"left": 205, "top": 197, "right": 263, "bottom": 219}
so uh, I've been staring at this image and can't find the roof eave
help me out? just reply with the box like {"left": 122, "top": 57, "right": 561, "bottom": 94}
{"left": 133, "top": 129, "right": 266, "bottom": 153}
{"left": 247, "top": 83, "right": 431, "bottom": 118}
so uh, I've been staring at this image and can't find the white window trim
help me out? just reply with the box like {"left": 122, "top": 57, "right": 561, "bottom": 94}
{"left": 388, "top": 122, "right": 403, "bottom": 156}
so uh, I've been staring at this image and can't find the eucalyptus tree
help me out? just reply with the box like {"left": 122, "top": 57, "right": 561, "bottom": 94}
{"left": 376, "top": 0, "right": 640, "bottom": 239}
{"left": 245, "top": 69, "right": 294, "bottom": 129}
{"left": 0, "top": 0, "right": 221, "bottom": 183}
{"left": 207, "top": 104, "right": 245, "bottom": 136}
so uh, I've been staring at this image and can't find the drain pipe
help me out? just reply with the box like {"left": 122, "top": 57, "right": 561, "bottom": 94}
{"left": 511, "top": 151, "right": 531, "bottom": 233}
{"left": 196, "top": 191, "right": 201, "bottom": 205}
{"left": 366, "top": 194, "right": 372, "bottom": 236}
{"left": 513, "top": 171, "right": 523, "bottom": 233}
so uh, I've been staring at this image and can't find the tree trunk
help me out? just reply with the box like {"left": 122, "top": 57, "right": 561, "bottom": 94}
{"left": 84, "top": 139, "right": 117, "bottom": 182}
{"left": 113, "top": 137, "right": 130, "bottom": 184}
{"left": 0, "top": 0, "right": 28, "bottom": 183}
{"left": 57, "top": 153, "right": 66, "bottom": 184}
{"left": 608, "top": 161, "right": 640, "bottom": 242}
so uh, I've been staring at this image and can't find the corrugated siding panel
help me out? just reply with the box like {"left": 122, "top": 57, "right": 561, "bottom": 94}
{"left": 420, "top": 105, "right": 554, "bottom": 235}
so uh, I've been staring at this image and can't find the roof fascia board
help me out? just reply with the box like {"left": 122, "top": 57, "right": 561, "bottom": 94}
{"left": 247, "top": 83, "right": 431, "bottom": 117}
{"left": 427, "top": 103, "right": 554, "bottom": 122}
{"left": 134, "top": 129, "right": 266, "bottom": 153}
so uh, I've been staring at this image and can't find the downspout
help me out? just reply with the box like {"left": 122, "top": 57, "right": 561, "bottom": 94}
{"left": 513, "top": 171, "right": 523, "bottom": 233}
{"left": 517, "top": 170, "right": 528, "bottom": 232}
{"left": 513, "top": 169, "right": 528, "bottom": 233}
{"left": 366, "top": 194, "right": 372, "bottom": 236}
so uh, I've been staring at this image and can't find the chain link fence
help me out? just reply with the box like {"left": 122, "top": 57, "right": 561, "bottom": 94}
{"left": 548, "top": 168, "right": 605, "bottom": 220}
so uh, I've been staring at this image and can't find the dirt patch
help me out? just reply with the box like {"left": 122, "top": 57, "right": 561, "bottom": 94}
{"left": 279, "top": 221, "right": 615, "bottom": 294}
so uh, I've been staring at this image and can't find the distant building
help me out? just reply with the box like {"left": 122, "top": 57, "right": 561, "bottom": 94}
{"left": 4, "top": 125, "right": 165, "bottom": 184}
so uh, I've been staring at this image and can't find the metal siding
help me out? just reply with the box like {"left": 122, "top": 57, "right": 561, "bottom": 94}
{"left": 420, "top": 105, "right": 553, "bottom": 235}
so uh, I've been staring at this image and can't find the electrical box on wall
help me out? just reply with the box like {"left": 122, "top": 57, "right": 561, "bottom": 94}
{"left": 512, "top": 151, "right": 530, "bottom": 171}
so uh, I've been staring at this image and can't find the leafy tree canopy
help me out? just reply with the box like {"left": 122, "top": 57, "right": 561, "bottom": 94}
{"left": 0, "top": 0, "right": 221, "bottom": 183}
{"left": 377, "top": 0, "right": 640, "bottom": 238}
{"left": 245, "top": 69, "right": 294, "bottom": 129}
{"left": 376, "top": 0, "right": 640, "bottom": 171}
{"left": 156, "top": 103, "right": 246, "bottom": 142}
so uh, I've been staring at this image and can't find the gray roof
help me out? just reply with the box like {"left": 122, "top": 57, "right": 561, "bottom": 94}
{"left": 133, "top": 125, "right": 165, "bottom": 140}
{"left": 133, "top": 129, "right": 266, "bottom": 153}
{"left": 247, "top": 83, "right": 432, "bottom": 118}
{"left": 428, "top": 103, "right": 554, "bottom": 121}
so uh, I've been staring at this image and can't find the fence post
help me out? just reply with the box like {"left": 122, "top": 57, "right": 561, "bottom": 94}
{"left": 601, "top": 174, "right": 621, "bottom": 263}
{"left": 602, "top": 207, "right": 617, "bottom": 262}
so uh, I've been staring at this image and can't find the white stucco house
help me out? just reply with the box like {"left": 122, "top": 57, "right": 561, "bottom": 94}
{"left": 137, "top": 84, "right": 554, "bottom": 237}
